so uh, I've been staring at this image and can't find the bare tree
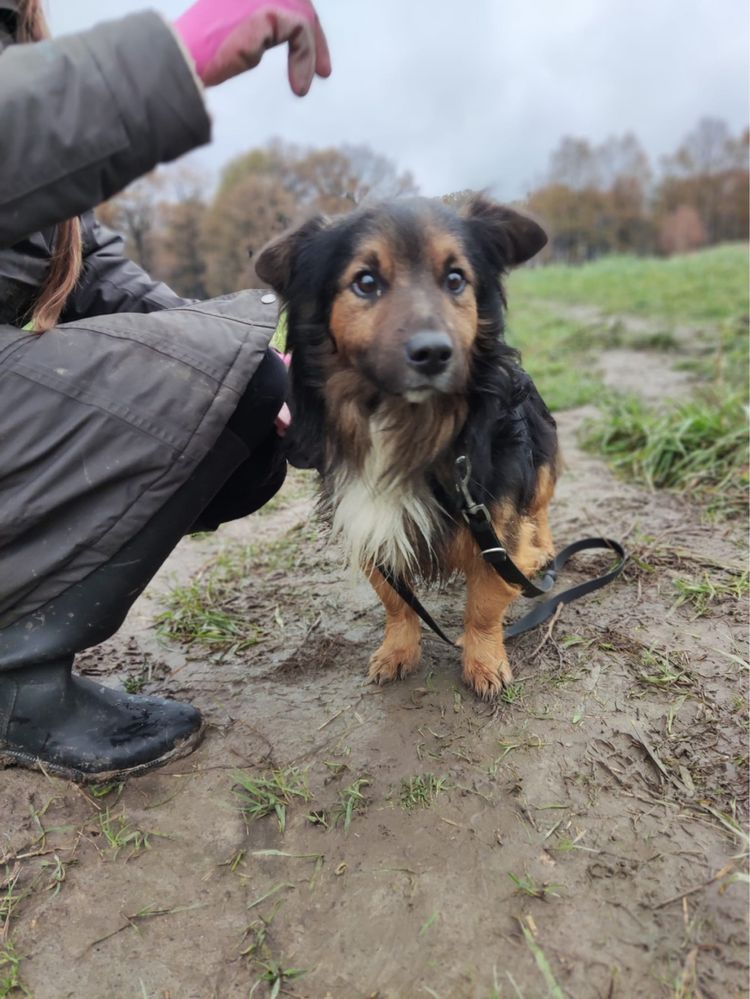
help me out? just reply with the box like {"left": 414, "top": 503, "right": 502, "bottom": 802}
{"left": 96, "top": 172, "right": 166, "bottom": 272}
{"left": 547, "top": 136, "right": 600, "bottom": 190}
{"left": 657, "top": 118, "right": 749, "bottom": 244}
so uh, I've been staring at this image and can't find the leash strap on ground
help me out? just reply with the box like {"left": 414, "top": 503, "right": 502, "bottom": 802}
{"left": 380, "top": 454, "right": 628, "bottom": 644}
{"left": 379, "top": 536, "right": 628, "bottom": 646}
{"left": 504, "top": 536, "right": 628, "bottom": 637}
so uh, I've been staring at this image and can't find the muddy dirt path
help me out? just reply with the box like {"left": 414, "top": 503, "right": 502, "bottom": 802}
{"left": 2, "top": 345, "right": 748, "bottom": 999}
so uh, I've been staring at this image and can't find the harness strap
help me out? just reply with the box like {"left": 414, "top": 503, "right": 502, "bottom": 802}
{"left": 462, "top": 507, "right": 557, "bottom": 598}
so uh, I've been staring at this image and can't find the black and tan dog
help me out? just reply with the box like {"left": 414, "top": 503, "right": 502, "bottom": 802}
{"left": 256, "top": 195, "right": 558, "bottom": 699}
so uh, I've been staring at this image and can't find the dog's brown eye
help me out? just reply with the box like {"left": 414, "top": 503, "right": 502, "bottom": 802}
{"left": 445, "top": 270, "right": 467, "bottom": 295}
{"left": 351, "top": 270, "right": 381, "bottom": 299}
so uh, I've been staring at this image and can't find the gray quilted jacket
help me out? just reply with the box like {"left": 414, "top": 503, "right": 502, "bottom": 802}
{"left": 0, "top": 6, "right": 279, "bottom": 626}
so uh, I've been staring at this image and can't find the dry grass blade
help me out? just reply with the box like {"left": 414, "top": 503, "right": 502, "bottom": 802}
{"left": 520, "top": 920, "right": 568, "bottom": 998}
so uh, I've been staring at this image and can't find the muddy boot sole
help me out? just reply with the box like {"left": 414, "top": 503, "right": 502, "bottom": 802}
{"left": 0, "top": 721, "right": 206, "bottom": 784}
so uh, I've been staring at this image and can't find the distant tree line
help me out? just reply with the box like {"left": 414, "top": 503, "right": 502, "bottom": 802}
{"left": 524, "top": 117, "right": 748, "bottom": 262}
{"left": 98, "top": 117, "right": 748, "bottom": 297}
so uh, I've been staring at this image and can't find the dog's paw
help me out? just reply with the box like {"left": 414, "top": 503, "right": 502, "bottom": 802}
{"left": 368, "top": 642, "right": 422, "bottom": 685}
{"left": 462, "top": 656, "right": 513, "bottom": 701}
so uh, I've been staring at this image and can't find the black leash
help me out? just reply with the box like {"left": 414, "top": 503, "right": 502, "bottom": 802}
{"left": 379, "top": 456, "right": 628, "bottom": 645}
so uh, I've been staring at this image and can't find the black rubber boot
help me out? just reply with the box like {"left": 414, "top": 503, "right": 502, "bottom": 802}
{"left": 0, "top": 351, "right": 288, "bottom": 782}
{"left": 0, "top": 429, "right": 247, "bottom": 782}
{"left": 0, "top": 660, "right": 203, "bottom": 782}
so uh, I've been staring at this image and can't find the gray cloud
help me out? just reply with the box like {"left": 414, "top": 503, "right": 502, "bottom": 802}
{"left": 51, "top": 0, "right": 749, "bottom": 199}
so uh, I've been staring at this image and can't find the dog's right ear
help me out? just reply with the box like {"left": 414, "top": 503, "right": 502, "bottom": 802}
{"left": 255, "top": 216, "right": 329, "bottom": 296}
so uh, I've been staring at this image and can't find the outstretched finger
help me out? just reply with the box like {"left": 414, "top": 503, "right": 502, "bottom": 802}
{"left": 313, "top": 15, "right": 332, "bottom": 79}
{"left": 287, "top": 21, "right": 316, "bottom": 96}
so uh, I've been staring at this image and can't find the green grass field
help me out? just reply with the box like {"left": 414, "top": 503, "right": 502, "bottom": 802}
{"left": 509, "top": 243, "right": 749, "bottom": 324}
{"left": 507, "top": 243, "right": 749, "bottom": 516}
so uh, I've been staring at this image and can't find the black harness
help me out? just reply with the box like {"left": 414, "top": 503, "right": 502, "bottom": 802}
{"left": 379, "top": 455, "right": 628, "bottom": 645}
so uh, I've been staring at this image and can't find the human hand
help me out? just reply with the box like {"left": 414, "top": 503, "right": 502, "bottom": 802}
{"left": 274, "top": 353, "right": 292, "bottom": 435}
{"left": 174, "top": 0, "right": 331, "bottom": 94}
{"left": 275, "top": 402, "right": 292, "bottom": 436}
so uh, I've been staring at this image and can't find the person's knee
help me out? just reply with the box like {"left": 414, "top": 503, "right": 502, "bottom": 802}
{"left": 189, "top": 430, "right": 287, "bottom": 532}
{"left": 227, "top": 348, "right": 287, "bottom": 449}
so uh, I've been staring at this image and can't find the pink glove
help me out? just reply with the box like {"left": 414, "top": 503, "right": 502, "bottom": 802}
{"left": 174, "top": 0, "right": 331, "bottom": 94}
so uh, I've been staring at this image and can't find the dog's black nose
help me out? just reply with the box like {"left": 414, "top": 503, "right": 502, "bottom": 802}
{"left": 405, "top": 331, "right": 453, "bottom": 376}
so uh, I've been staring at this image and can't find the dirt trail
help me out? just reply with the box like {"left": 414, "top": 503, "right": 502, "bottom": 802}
{"left": 2, "top": 346, "right": 748, "bottom": 999}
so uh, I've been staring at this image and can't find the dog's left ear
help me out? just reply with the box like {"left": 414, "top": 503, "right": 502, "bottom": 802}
{"left": 255, "top": 216, "right": 329, "bottom": 296}
{"left": 464, "top": 196, "right": 547, "bottom": 267}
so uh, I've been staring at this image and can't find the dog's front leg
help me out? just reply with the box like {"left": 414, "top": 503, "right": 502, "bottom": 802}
{"left": 461, "top": 559, "right": 517, "bottom": 700}
{"left": 366, "top": 566, "right": 423, "bottom": 685}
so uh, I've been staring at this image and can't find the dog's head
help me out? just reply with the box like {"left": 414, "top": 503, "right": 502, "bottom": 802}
{"left": 256, "top": 196, "right": 547, "bottom": 470}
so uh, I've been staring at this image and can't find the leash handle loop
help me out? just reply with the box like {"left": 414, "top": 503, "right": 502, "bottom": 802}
{"left": 504, "top": 537, "right": 628, "bottom": 638}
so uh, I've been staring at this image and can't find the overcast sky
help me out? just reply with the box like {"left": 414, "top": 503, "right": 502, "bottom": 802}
{"left": 51, "top": 0, "right": 749, "bottom": 201}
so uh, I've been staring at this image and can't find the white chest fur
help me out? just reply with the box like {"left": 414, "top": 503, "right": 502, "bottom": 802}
{"left": 329, "top": 417, "right": 441, "bottom": 576}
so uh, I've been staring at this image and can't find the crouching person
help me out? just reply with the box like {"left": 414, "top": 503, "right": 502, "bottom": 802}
{"left": 0, "top": 0, "right": 331, "bottom": 780}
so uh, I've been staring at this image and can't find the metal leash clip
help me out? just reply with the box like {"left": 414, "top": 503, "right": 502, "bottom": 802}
{"left": 454, "top": 455, "right": 495, "bottom": 533}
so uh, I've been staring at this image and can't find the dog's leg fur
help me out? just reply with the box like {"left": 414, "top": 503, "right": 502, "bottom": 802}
{"left": 366, "top": 565, "right": 423, "bottom": 684}
{"left": 454, "top": 482, "right": 556, "bottom": 699}
{"left": 460, "top": 556, "right": 517, "bottom": 698}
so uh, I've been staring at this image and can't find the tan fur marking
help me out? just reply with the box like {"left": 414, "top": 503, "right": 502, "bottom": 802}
{"left": 424, "top": 230, "right": 475, "bottom": 282}
{"left": 324, "top": 368, "right": 377, "bottom": 468}
{"left": 322, "top": 365, "right": 468, "bottom": 479}
{"left": 528, "top": 463, "right": 557, "bottom": 562}
{"left": 329, "top": 237, "right": 397, "bottom": 357}
{"left": 529, "top": 463, "right": 556, "bottom": 513}
{"left": 366, "top": 565, "right": 423, "bottom": 684}
{"left": 446, "top": 291, "right": 477, "bottom": 353}
{"left": 339, "top": 238, "right": 396, "bottom": 288}
{"left": 423, "top": 228, "right": 478, "bottom": 352}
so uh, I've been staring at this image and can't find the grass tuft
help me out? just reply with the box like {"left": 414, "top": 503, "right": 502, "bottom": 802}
{"left": 399, "top": 774, "right": 449, "bottom": 811}
{"left": 582, "top": 391, "right": 748, "bottom": 517}
{"left": 98, "top": 809, "right": 156, "bottom": 859}
{"left": 500, "top": 683, "right": 524, "bottom": 705}
{"left": 156, "top": 527, "right": 319, "bottom": 651}
{"left": 242, "top": 916, "right": 307, "bottom": 999}
{"left": 123, "top": 674, "right": 146, "bottom": 694}
{"left": 636, "top": 648, "right": 693, "bottom": 692}
{"left": 520, "top": 921, "right": 568, "bottom": 998}
{"left": 0, "top": 870, "right": 23, "bottom": 934}
{"left": 509, "top": 872, "right": 562, "bottom": 899}
{"left": 0, "top": 941, "right": 28, "bottom": 998}
{"left": 332, "top": 778, "right": 370, "bottom": 832}
{"left": 156, "top": 573, "right": 260, "bottom": 652}
{"left": 233, "top": 767, "right": 312, "bottom": 832}
{"left": 673, "top": 570, "right": 749, "bottom": 616}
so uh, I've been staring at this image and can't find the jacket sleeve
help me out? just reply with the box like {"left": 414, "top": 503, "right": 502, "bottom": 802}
{"left": 0, "top": 12, "right": 211, "bottom": 249}
{"left": 61, "top": 217, "right": 191, "bottom": 322}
